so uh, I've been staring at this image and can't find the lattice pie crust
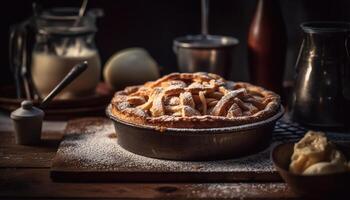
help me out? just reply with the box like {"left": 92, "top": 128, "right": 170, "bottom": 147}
{"left": 110, "top": 72, "right": 280, "bottom": 128}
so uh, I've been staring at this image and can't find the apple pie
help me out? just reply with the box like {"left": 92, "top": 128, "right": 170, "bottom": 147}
{"left": 110, "top": 72, "right": 281, "bottom": 128}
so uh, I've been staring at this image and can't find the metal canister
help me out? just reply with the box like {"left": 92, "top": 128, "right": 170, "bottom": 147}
{"left": 173, "top": 35, "right": 239, "bottom": 79}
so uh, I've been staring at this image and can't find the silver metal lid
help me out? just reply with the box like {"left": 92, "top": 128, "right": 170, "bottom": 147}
{"left": 301, "top": 21, "right": 350, "bottom": 33}
{"left": 173, "top": 35, "right": 239, "bottom": 49}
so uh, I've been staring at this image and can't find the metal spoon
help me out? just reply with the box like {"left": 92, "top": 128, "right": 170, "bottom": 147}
{"left": 61, "top": 0, "right": 89, "bottom": 55}
{"left": 40, "top": 61, "right": 88, "bottom": 109}
{"left": 75, "top": 0, "right": 89, "bottom": 27}
{"left": 201, "top": 0, "right": 209, "bottom": 38}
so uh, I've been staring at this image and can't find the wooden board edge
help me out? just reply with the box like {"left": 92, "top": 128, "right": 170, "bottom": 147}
{"left": 50, "top": 169, "right": 282, "bottom": 183}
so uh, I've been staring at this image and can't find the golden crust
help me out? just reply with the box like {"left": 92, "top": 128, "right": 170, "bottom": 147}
{"left": 110, "top": 72, "right": 281, "bottom": 129}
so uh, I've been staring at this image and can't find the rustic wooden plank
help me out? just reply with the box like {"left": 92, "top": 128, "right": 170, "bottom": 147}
{"left": 0, "top": 146, "right": 56, "bottom": 168}
{"left": 0, "top": 130, "right": 63, "bottom": 145}
{"left": 0, "top": 131, "right": 16, "bottom": 144}
{"left": 0, "top": 130, "right": 62, "bottom": 168}
{"left": 0, "top": 131, "right": 63, "bottom": 147}
{"left": 0, "top": 169, "right": 297, "bottom": 199}
{"left": 51, "top": 171, "right": 281, "bottom": 183}
{"left": 0, "top": 113, "right": 67, "bottom": 168}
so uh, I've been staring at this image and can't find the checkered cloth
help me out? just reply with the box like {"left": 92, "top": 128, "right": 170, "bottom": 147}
{"left": 272, "top": 120, "right": 350, "bottom": 142}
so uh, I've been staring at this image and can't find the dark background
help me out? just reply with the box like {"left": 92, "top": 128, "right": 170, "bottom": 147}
{"left": 1, "top": 0, "right": 350, "bottom": 86}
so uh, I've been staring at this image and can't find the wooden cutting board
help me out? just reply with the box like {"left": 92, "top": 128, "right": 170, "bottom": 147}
{"left": 51, "top": 118, "right": 304, "bottom": 182}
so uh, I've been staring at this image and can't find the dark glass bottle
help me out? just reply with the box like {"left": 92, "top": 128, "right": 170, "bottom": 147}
{"left": 248, "top": 0, "right": 287, "bottom": 95}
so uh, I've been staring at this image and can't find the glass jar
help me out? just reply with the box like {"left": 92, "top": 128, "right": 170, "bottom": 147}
{"left": 10, "top": 7, "right": 103, "bottom": 99}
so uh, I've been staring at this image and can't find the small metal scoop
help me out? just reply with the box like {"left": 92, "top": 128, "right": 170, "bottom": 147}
{"left": 10, "top": 61, "right": 88, "bottom": 145}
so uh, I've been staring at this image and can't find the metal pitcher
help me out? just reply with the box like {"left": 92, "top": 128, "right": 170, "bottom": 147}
{"left": 292, "top": 22, "right": 350, "bottom": 128}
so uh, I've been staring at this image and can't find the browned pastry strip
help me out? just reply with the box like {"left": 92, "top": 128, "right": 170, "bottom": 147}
{"left": 145, "top": 73, "right": 181, "bottom": 87}
{"left": 244, "top": 96, "right": 265, "bottom": 110}
{"left": 127, "top": 96, "right": 146, "bottom": 106}
{"left": 161, "top": 80, "right": 187, "bottom": 88}
{"left": 218, "top": 86, "right": 229, "bottom": 95}
{"left": 246, "top": 103, "right": 259, "bottom": 114}
{"left": 123, "top": 107, "right": 149, "bottom": 118}
{"left": 163, "top": 80, "right": 187, "bottom": 96}
{"left": 227, "top": 103, "right": 243, "bottom": 117}
{"left": 234, "top": 98, "right": 259, "bottom": 115}
{"left": 206, "top": 98, "right": 217, "bottom": 104}
{"left": 186, "top": 82, "right": 216, "bottom": 94}
{"left": 164, "top": 105, "right": 181, "bottom": 113}
{"left": 182, "top": 105, "right": 201, "bottom": 117}
{"left": 207, "top": 91, "right": 224, "bottom": 100}
{"left": 124, "top": 86, "right": 140, "bottom": 94}
{"left": 207, "top": 99, "right": 219, "bottom": 107}
{"left": 199, "top": 91, "right": 207, "bottom": 115}
{"left": 210, "top": 88, "right": 246, "bottom": 116}
{"left": 164, "top": 96, "right": 180, "bottom": 106}
{"left": 116, "top": 101, "right": 131, "bottom": 111}
{"left": 150, "top": 91, "right": 165, "bottom": 117}
{"left": 179, "top": 91, "right": 195, "bottom": 108}
{"left": 112, "top": 94, "right": 127, "bottom": 104}
{"left": 129, "top": 87, "right": 150, "bottom": 97}
{"left": 182, "top": 73, "right": 212, "bottom": 82}
{"left": 192, "top": 95, "right": 201, "bottom": 105}
{"left": 164, "top": 86, "right": 185, "bottom": 96}
{"left": 172, "top": 111, "right": 182, "bottom": 117}
{"left": 139, "top": 88, "right": 161, "bottom": 111}
{"left": 234, "top": 98, "right": 250, "bottom": 111}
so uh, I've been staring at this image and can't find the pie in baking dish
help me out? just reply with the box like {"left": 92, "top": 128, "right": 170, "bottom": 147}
{"left": 110, "top": 72, "right": 281, "bottom": 128}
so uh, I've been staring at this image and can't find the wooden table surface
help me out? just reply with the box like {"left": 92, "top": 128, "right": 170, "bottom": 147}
{"left": 0, "top": 114, "right": 298, "bottom": 199}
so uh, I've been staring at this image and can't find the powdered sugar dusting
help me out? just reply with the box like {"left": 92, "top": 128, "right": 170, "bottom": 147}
{"left": 55, "top": 120, "right": 275, "bottom": 172}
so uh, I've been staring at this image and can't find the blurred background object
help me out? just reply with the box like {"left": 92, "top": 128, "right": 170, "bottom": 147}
{"left": 3, "top": 0, "right": 350, "bottom": 87}
{"left": 248, "top": 0, "right": 286, "bottom": 95}
{"left": 3, "top": 0, "right": 350, "bottom": 121}
{"left": 103, "top": 48, "right": 159, "bottom": 90}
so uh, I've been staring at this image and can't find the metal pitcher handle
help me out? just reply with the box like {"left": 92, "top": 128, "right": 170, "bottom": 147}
{"left": 9, "top": 20, "right": 34, "bottom": 99}
{"left": 9, "top": 24, "right": 26, "bottom": 98}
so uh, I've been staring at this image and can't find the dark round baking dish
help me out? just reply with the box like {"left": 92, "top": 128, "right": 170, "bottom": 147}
{"left": 106, "top": 105, "right": 284, "bottom": 161}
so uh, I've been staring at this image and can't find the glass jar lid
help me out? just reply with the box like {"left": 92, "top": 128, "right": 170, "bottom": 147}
{"left": 35, "top": 7, "right": 103, "bottom": 36}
